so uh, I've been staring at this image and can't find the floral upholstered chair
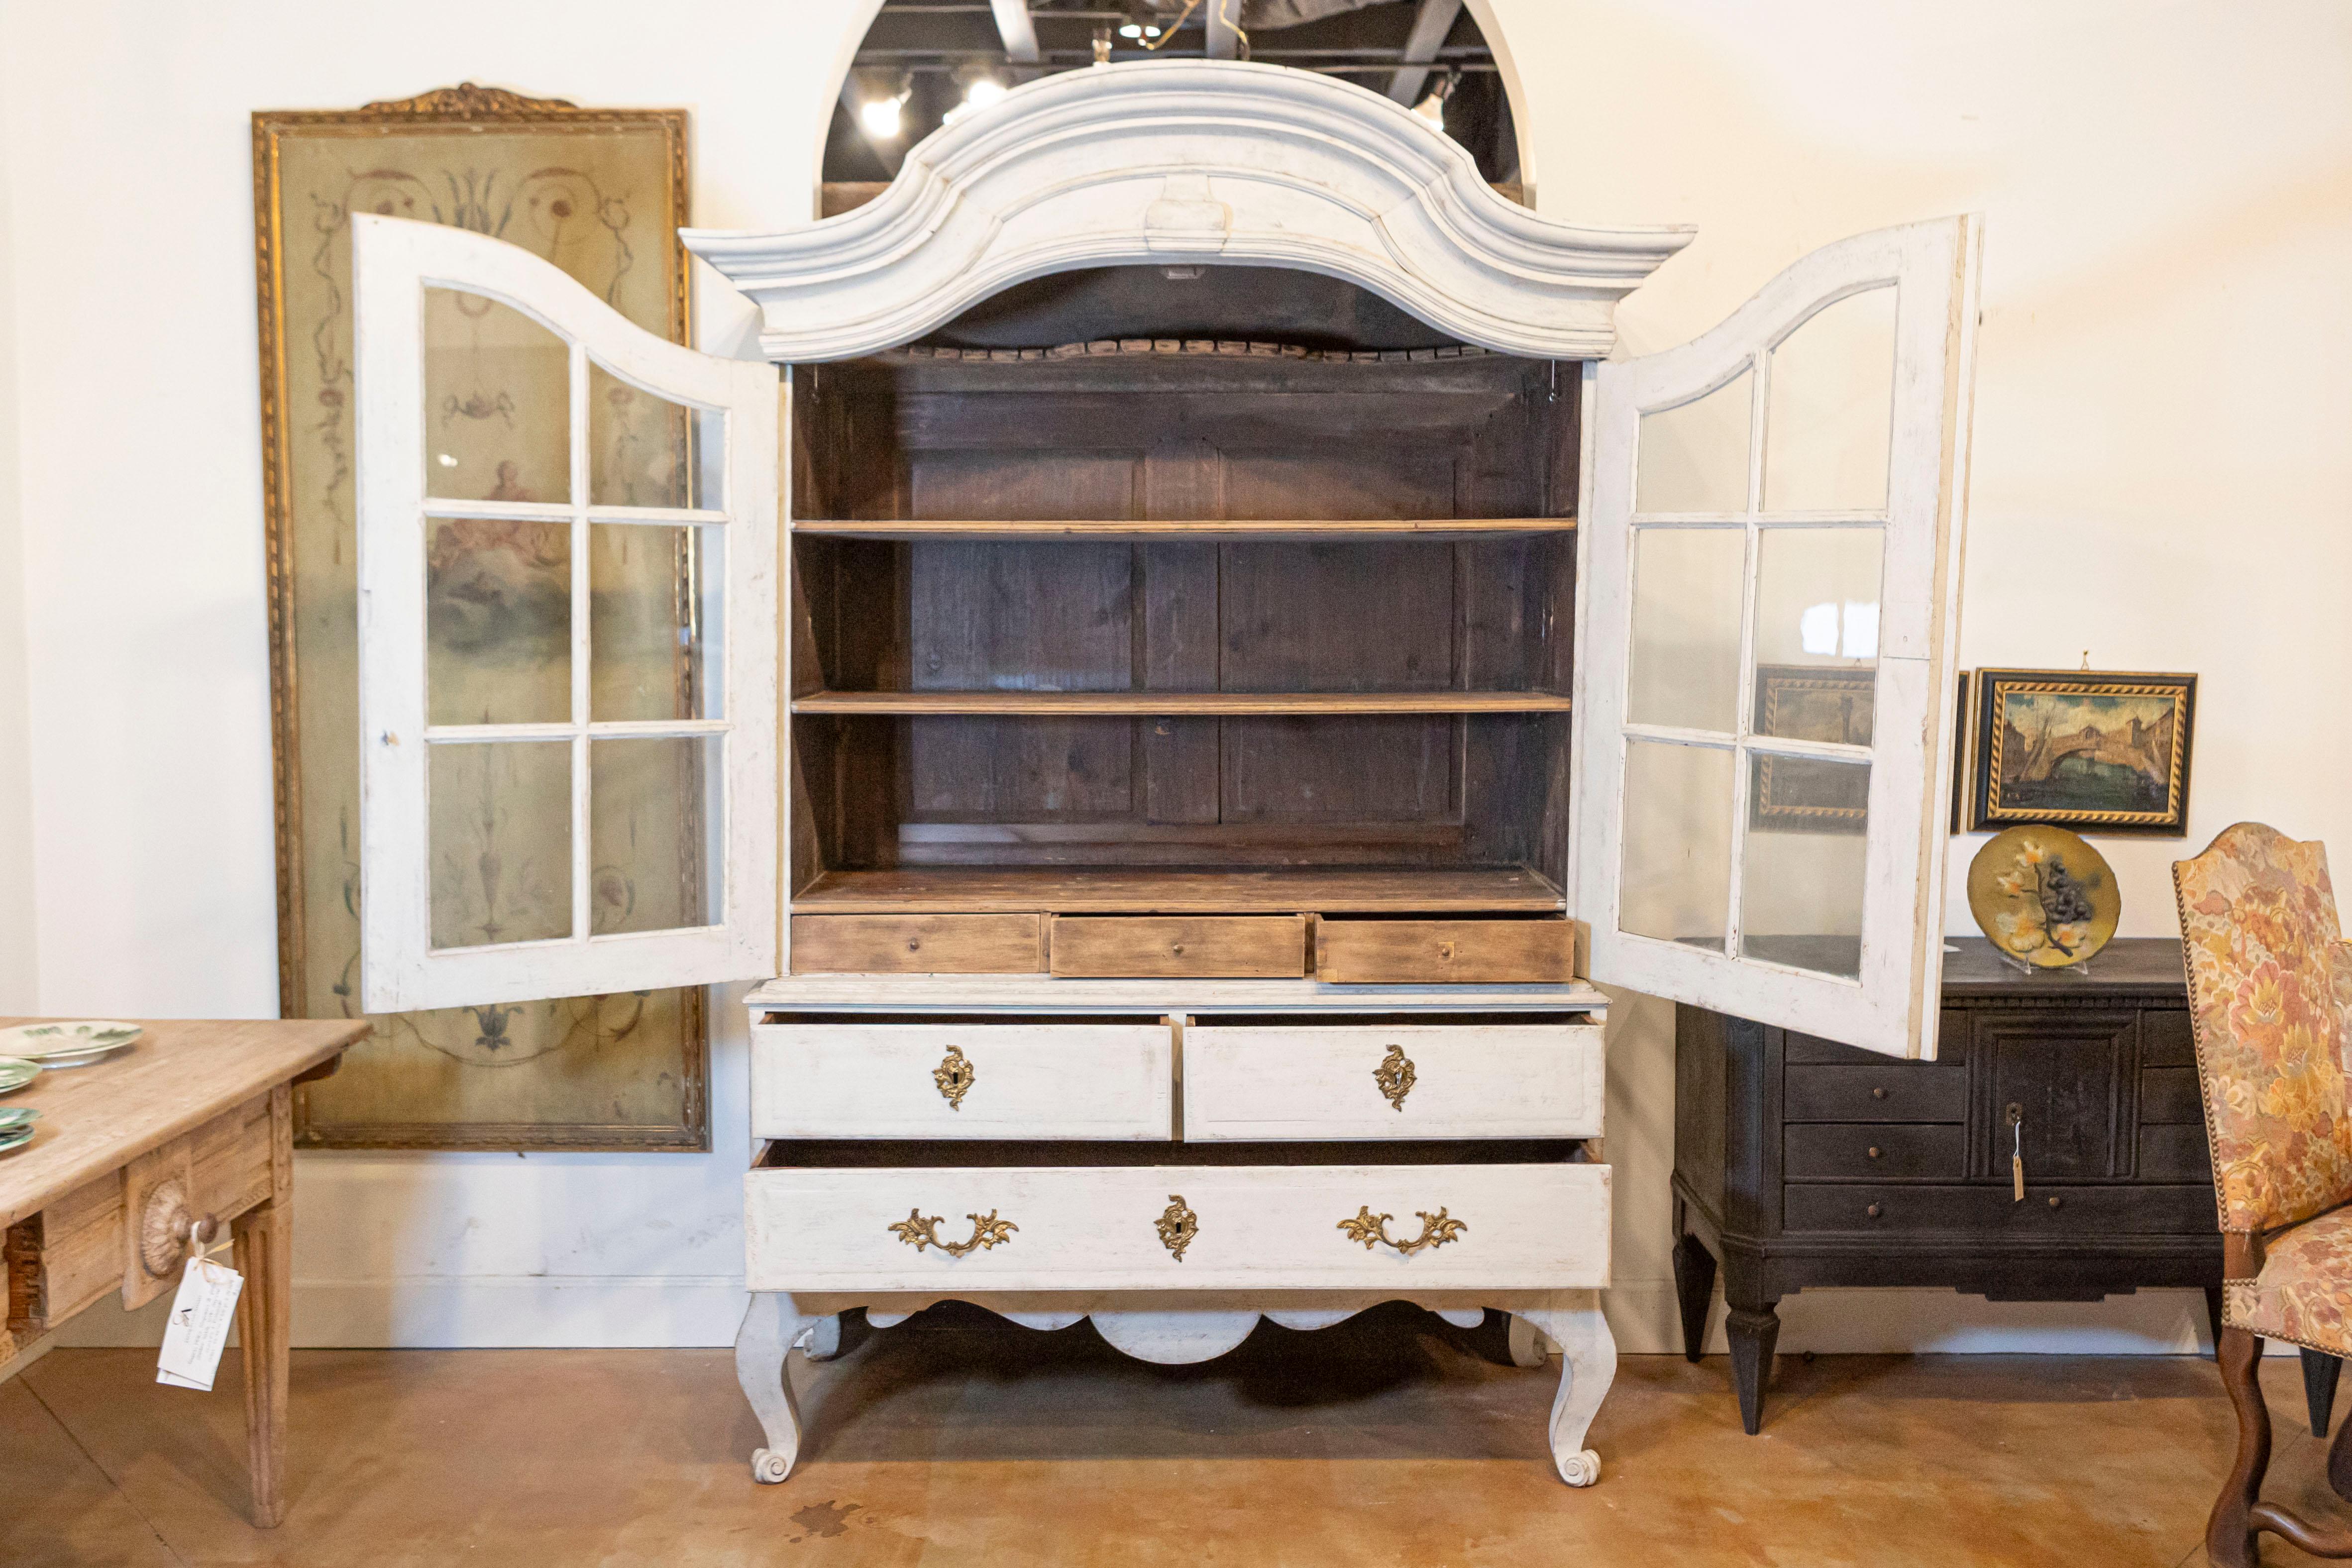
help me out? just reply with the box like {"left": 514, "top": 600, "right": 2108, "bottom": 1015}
{"left": 2176, "top": 822, "right": 2352, "bottom": 1566}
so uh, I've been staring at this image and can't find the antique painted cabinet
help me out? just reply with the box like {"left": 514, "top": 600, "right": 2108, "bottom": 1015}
{"left": 347, "top": 61, "right": 1982, "bottom": 1487}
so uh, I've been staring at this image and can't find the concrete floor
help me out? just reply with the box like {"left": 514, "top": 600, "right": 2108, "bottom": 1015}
{"left": 0, "top": 1303, "right": 2340, "bottom": 1567}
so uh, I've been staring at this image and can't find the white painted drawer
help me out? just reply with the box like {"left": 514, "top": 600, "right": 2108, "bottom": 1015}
{"left": 749, "top": 1021, "right": 1173, "bottom": 1141}
{"left": 744, "top": 1160, "right": 1609, "bottom": 1292}
{"left": 1182, "top": 1022, "right": 1604, "bottom": 1141}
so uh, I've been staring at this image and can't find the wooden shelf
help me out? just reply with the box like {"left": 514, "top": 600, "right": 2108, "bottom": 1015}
{"left": 792, "top": 866, "right": 1567, "bottom": 915}
{"left": 792, "top": 690, "right": 1574, "bottom": 716}
{"left": 791, "top": 518, "right": 1574, "bottom": 543}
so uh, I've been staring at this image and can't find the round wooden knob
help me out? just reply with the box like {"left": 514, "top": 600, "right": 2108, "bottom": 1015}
{"left": 138, "top": 1179, "right": 218, "bottom": 1278}
{"left": 1171, "top": 943, "right": 1185, "bottom": 955}
{"left": 2047, "top": 1196, "right": 2063, "bottom": 1210}
{"left": 1865, "top": 1203, "right": 1883, "bottom": 1219}
{"left": 1867, "top": 1146, "right": 1883, "bottom": 1159}
{"left": 1871, "top": 1086, "right": 1888, "bottom": 1100}
{"left": 905, "top": 937, "right": 921, "bottom": 951}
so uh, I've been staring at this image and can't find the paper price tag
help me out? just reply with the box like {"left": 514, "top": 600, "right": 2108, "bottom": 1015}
{"left": 155, "top": 1255, "right": 243, "bottom": 1392}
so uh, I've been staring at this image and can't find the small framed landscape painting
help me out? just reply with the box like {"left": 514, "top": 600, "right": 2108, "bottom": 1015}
{"left": 1968, "top": 669, "right": 2198, "bottom": 836}
{"left": 1750, "top": 665, "right": 1874, "bottom": 833}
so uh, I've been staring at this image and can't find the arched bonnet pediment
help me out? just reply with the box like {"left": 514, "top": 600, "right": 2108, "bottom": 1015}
{"left": 683, "top": 59, "right": 1694, "bottom": 362}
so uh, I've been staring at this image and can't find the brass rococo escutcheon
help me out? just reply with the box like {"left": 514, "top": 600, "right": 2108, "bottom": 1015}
{"left": 889, "top": 1208, "right": 1017, "bottom": 1257}
{"left": 1156, "top": 1194, "right": 1199, "bottom": 1261}
{"left": 1373, "top": 1044, "right": 1416, "bottom": 1111}
{"left": 1338, "top": 1205, "right": 1466, "bottom": 1256}
{"left": 934, "top": 1044, "right": 975, "bottom": 1110}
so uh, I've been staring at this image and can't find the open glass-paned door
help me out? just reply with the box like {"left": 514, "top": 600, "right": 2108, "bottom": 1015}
{"left": 1578, "top": 216, "right": 1981, "bottom": 1060}
{"left": 352, "top": 214, "right": 779, "bottom": 1015}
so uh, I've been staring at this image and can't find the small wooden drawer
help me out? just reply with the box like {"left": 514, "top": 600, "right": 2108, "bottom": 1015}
{"left": 1314, "top": 919, "right": 1576, "bottom": 985}
{"left": 2138, "top": 1066, "right": 2203, "bottom": 1124}
{"left": 1048, "top": 915, "right": 1306, "bottom": 978}
{"left": 2141, "top": 1009, "right": 2195, "bottom": 1067}
{"left": 1782, "top": 1124, "right": 1967, "bottom": 1181}
{"left": 749, "top": 1020, "right": 1172, "bottom": 1141}
{"left": 7, "top": 1092, "right": 277, "bottom": 1329}
{"left": 2138, "top": 1123, "right": 2212, "bottom": 1182}
{"left": 1783, "top": 1182, "right": 2217, "bottom": 1234}
{"left": 790, "top": 914, "right": 1044, "bottom": 975}
{"left": 745, "top": 1159, "right": 1609, "bottom": 1292}
{"left": 1783, "top": 1064, "right": 1968, "bottom": 1123}
{"left": 1183, "top": 1021, "right": 1603, "bottom": 1141}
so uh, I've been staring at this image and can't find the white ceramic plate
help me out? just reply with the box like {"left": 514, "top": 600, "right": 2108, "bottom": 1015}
{"left": 0, "top": 1058, "right": 37, "bottom": 1094}
{"left": 0, "top": 1021, "right": 142, "bottom": 1060}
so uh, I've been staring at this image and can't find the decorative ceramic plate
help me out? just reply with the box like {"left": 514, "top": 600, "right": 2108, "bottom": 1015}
{"left": 0, "top": 1021, "right": 142, "bottom": 1059}
{"left": 0, "top": 1057, "right": 37, "bottom": 1094}
{"left": 0, "top": 1106, "right": 38, "bottom": 1131}
{"left": 0, "top": 1126, "right": 35, "bottom": 1154}
{"left": 1966, "top": 825, "right": 2121, "bottom": 967}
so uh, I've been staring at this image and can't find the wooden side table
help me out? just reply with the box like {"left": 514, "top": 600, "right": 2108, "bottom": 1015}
{"left": 0, "top": 1017, "right": 366, "bottom": 1525}
{"left": 1672, "top": 940, "right": 2245, "bottom": 1434}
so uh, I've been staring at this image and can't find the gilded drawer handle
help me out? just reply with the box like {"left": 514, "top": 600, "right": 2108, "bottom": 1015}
{"left": 889, "top": 1208, "right": 1017, "bottom": 1257}
{"left": 933, "top": 1045, "right": 975, "bottom": 1110}
{"left": 1156, "top": 1195, "right": 1199, "bottom": 1261}
{"left": 1338, "top": 1205, "right": 1466, "bottom": 1256}
{"left": 1374, "top": 1045, "right": 1416, "bottom": 1112}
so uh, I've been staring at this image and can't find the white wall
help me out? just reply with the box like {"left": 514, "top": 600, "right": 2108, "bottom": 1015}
{"left": 3, "top": 0, "right": 2347, "bottom": 1354}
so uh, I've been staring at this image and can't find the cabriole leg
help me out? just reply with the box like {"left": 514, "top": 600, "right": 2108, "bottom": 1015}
{"left": 736, "top": 1293, "right": 816, "bottom": 1484}
{"left": 2207, "top": 1326, "right": 2268, "bottom": 1568}
{"left": 1520, "top": 1290, "right": 1616, "bottom": 1486}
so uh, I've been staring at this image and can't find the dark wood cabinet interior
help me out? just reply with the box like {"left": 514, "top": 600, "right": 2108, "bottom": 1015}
{"left": 786, "top": 332, "right": 1581, "bottom": 922}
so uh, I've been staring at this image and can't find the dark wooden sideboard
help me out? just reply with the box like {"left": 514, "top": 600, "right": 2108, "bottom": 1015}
{"left": 1670, "top": 938, "right": 2279, "bottom": 1434}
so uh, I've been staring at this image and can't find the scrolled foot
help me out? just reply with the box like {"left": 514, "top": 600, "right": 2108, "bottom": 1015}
{"left": 1559, "top": 1448, "right": 1602, "bottom": 1487}
{"left": 751, "top": 1447, "right": 791, "bottom": 1484}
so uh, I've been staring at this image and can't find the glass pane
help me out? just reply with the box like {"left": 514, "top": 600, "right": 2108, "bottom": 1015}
{"left": 424, "top": 289, "right": 571, "bottom": 504}
{"left": 1763, "top": 287, "right": 1896, "bottom": 512}
{"left": 1619, "top": 739, "right": 1733, "bottom": 950}
{"left": 1742, "top": 751, "right": 1870, "bottom": 977}
{"left": 589, "top": 362, "right": 723, "bottom": 509}
{"left": 591, "top": 736, "right": 722, "bottom": 934}
{"left": 428, "top": 741, "right": 573, "bottom": 949}
{"left": 1750, "top": 527, "right": 1884, "bottom": 744}
{"left": 590, "top": 525, "right": 720, "bottom": 722}
{"left": 1636, "top": 368, "right": 1751, "bottom": 514}
{"left": 1627, "top": 526, "right": 1745, "bottom": 733}
{"left": 427, "top": 517, "right": 572, "bottom": 727}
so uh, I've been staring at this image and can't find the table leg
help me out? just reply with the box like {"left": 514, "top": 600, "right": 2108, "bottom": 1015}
{"left": 231, "top": 1084, "right": 294, "bottom": 1527}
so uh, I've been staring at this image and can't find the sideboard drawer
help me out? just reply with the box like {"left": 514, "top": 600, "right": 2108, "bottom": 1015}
{"left": 1784, "top": 1183, "right": 2216, "bottom": 1234}
{"left": 1314, "top": 919, "right": 1577, "bottom": 984}
{"left": 1783, "top": 1064, "right": 1967, "bottom": 1123}
{"left": 1782, "top": 1124, "right": 1967, "bottom": 1181}
{"left": 749, "top": 1021, "right": 1172, "bottom": 1141}
{"left": 1183, "top": 1021, "right": 1603, "bottom": 1141}
{"left": 1048, "top": 915, "right": 1308, "bottom": 978}
{"left": 789, "top": 914, "right": 1044, "bottom": 975}
{"left": 745, "top": 1158, "right": 1609, "bottom": 1292}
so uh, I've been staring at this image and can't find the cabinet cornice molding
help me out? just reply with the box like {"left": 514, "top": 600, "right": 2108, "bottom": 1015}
{"left": 682, "top": 60, "right": 1694, "bottom": 362}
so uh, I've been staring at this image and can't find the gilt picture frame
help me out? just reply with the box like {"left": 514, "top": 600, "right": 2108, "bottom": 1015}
{"left": 1967, "top": 668, "right": 2198, "bottom": 836}
{"left": 1749, "top": 665, "right": 1875, "bottom": 834}
{"left": 254, "top": 85, "right": 710, "bottom": 1150}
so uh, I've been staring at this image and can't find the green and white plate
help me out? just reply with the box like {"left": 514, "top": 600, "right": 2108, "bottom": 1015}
{"left": 0, "top": 1106, "right": 38, "bottom": 1130}
{"left": 0, "top": 1021, "right": 141, "bottom": 1068}
{"left": 0, "top": 1127, "right": 35, "bottom": 1154}
{"left": 0, "top": 1057, "right": 37, "bottom": 1094}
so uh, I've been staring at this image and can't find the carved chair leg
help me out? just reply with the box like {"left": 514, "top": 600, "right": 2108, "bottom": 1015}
{"left": 2208, "top": 1327, "right": 2270, "bottom": 1568}
{"left": 2307, "top": 1348, "right": 2344, "bottom": 1439}
{"left": 1519, "top": 1290, "right": 1616, "bottom": 1487}
{"left": 1672, "top": 1231, "right": 1717, "bottom": 1364}
{"left": 736, "top": 1293, "right": 817, "bottom": 1484}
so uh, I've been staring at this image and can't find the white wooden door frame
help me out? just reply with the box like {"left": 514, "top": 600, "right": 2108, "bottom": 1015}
{"left": 353, "top": 214, "right": 781, "bottom": 1015}
{"left": 1575, "top": 216, "right": 1982, "bottom": 1061}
